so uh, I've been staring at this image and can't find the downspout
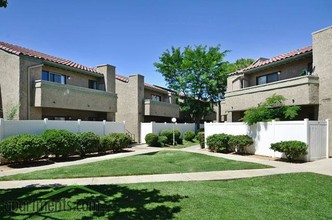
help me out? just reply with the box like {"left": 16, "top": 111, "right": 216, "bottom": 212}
{"left": 27, "top": 64, "right": 43, "bottom": 120}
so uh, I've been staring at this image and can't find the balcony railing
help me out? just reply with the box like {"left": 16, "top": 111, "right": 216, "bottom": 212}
{"left": 33, "top": 80, "right": 117, "bottom": 112}
{"left": 144, "top": 99, "right": 179, "bottom": 117}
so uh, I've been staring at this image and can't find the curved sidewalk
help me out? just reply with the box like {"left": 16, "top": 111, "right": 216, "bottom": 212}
{"left": 0, "top": 145, "right": 331, "bottom": 189}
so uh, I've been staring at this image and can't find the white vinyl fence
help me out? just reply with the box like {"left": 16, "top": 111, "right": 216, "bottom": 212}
{"left": 0, "top": 119, "right": 125, "bottom": 140}
{"left": 140, "top": 122, "right": 203, "bottom": 144}
{"left": 204, "top": 119, "right": 329, "bottom": 161}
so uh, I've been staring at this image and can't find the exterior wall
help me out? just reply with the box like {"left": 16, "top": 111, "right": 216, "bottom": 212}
{"left": 115, "top": 75, "right": 145, "bottom": 142}
{"left": 144, "top": 89, "right": 169, "bottom": 102}
{"left": 144, "top": 99, "right": 179, "bottom": 118}
{"left": 42, "top": 108, "right": 107, "bottom": 120}
{"left": 313, "top": 26, "right": 332, "bottom": 156}
{"left": 96, "top": 64, "right": 116, "bottom": 93}
{"left": 0, "top": 50, "right": 21, "bottom": 120}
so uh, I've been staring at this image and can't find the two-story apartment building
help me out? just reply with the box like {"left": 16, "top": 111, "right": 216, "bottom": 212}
{"left": 220, "top": 26, "right": 332, "bottom": 155}
{"left": 115, "top": 74, "right": 179, "bottom": 142}
{"left": 0, "top": 42, "right": 117, "bottom": 121}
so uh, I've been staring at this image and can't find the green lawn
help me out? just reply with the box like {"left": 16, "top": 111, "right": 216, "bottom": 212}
{"left": 1, "top": 173, "right": 331, "bottom": 219}
{"left": 170, "top": 139, "right": 200, "bottom": 149}
{"left": 0, "top": 151, "right": 270, "bottom": 180}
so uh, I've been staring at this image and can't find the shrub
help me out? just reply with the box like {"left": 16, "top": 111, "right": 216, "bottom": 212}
{"left": 183, "top": 130, "right": 195, "bottom": 142}
{"left": 145, "top": 133, "right": 159, "bottom": 146}
{"left": 197, "top": 128, "right": 204, "bottom": 133}
{"left": 206, "top": 133, "right": 231, "bottom": 153}
{"left": 99, "top": 136, "right": 114, "bottom": 153}
{"left": 0, "top": 134, "right": 46, "bottom": 162}
{"left": 157, "top": 135, "right": 168, "bottom": 147}
{"left": 160, "top": 129, "right": 181, "bottom": 145}
{"left": 196, "top": 132, "right": 205, "bottom": 148}
{"left": 76, "top": 132, "right": 100, "bottom": 157}
{"left": 228, "top": 135, "right": 253, "bottom": 154}
{"left": 270, "top": 140, "right": 307, "bottom": 161}
{"left": 42, "top": 129, "right": 78, "bottom": 158}
{"left": 109, "top": 133, "right": 132, "bottom": 152}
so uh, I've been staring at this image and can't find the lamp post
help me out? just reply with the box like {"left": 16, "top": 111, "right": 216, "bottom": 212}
{"left": 171, "top": 117, "right": 177, "bottom": 146}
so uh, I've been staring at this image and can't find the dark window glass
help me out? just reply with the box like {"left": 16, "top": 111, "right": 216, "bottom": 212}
{"left": 256, "top": 72, "right": 278, "bottom": 85}
{"left": 89, "top": 80, "right": 97, "bottom": 89}
{"left": 42, "top": 71, "right": 49, "bottom": 81}
{"left": 151, "top": 95, "right": 161, "bottom": 102}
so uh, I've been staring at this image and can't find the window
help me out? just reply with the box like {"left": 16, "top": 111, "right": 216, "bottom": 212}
{"left": 256, "top": 72, "right": 278, "bottom": 85}
{"left": 89, "top": 80, "right": 105, "bottom": 90}
{"left": 42, "top": 70, "right": 66, "bottom": 84}
{"left": 151, "top": 94, "right": 161, "bottom": 102}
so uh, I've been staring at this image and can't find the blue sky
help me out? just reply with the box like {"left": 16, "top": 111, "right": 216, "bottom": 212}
{"left": 1, "top": 0, "right": 331, "bottom": 87}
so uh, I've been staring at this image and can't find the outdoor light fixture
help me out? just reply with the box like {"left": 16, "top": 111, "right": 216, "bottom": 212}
{"left": 172, "top": 117, "right": 177, "bottom": 146}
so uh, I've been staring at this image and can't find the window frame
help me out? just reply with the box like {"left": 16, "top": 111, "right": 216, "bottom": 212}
{"left": 256, "top": 72, "right": 279, "bottom": 85}
{"left": 42, "top": 70, "right": 67, "bottom": 84}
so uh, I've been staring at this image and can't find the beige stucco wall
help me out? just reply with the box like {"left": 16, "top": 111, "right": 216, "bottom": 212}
{"left": 313, "top": 26, "right": 332, "bottom": 156}
{"left": 0, "top": 50, "right": 21, "bottom": 120}
{"left": 144, "top": 89, "right": 169, "bottom": 102}
{"left": 144, "top": 99, "right": 179, "bottom": 118}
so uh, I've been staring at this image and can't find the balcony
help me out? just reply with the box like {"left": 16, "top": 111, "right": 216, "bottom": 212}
{"left": 224, "top": 75, "right": 319, "bottom": 111}
{"left": 33, "top": 80, "right": 117, "bottom": 112}
{"left": 144, "top": 99, "right": 179, "bottom": 117}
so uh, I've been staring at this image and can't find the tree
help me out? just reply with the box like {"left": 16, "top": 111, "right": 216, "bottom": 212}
{"left": 154, "top": 45, "right": 230, "bottom": 124}
{"left": 0, "top": 0, "right": 8, "bottom": 8}
{"left": 242, "top": 94, "right": 301, "bottom": 125}
{"left": 225, "top": 58, "right": 255, "bottom": 74}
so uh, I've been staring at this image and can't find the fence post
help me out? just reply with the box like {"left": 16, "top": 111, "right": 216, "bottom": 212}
{"left": 44, "top": 118, "right": 48, "bottom": 131}
{"left": 272, "top": 120, "right": 276, "bottom": 158}
{"left": 0, "top": 118, "right": 4, "bottom": 140}
{"left": 304, "top": 118, "right": 310, "bottom": 161}
{"left": 326, "top": 119, "right": 330, "bottom": 159}
{"left": 103, "top": 120, "right": 106, "bottom": 136}
{"left": 77, "top": 119, "right": 81, "bottom": 133}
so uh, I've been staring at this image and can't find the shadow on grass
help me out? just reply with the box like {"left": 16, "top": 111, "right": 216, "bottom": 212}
{"left": 0, "top": 184, "right": 186, "bottom": 219}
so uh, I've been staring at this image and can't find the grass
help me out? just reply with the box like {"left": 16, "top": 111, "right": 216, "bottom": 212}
{"left": 0, "top": 151, "right": 270, "bottom": 180}
{"left": 169, "top": 139, "right": 199, "bottom": 149}
{"left": 0, "top": 173, "right": 331, "bottom": 219}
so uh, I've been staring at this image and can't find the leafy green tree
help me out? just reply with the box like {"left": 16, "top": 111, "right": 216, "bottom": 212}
{"left": 154, "top": 45, "right": 230, "bottom": 124}
{"left": 0, "top": 0, "right": 8, "bottom": 8}
{"left": 242, "top": 94, "right": 301, "bottom": 125}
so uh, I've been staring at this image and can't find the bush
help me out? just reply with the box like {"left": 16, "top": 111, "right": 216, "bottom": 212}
{"left": 160, "top": 129, "right": 181, "bottom": 145}
{"left": 145, "top": 133, "right": 159, "bottom": 146}
{"left": 76, "top": 132, "right": 100, "bottom": 157}
{"left": 0, "top": 134, "right": 46, "bottom": 162}
{"left": 183, "top": 130, "right": 195, "bottom": 142}
{"left": 197, "top": 128, "right": 204, "bottom": 133}
{"left": 228, "top": 135, "right": 253, "bottom": 154}
{"left": 157, "top": 135, "right": 168, "bottom": 147}
{"left": 206, "top": 133, "right": 231, "bottom": 153}
{"left": 196, "top": 132, "right": 205, "bottom": 148}
{"left": 99, "top": 136, "right": 113, "bottom": 153}
{"left": 42, "top": 129, "right": 78, "bottom": 158}
{"left": 270, "top": 140, "right": 307, "bottom": 161}
{"left": 109, "top": 133, "right": 132, "bottom": 152}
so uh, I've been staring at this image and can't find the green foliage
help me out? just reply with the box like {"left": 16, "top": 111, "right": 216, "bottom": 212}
{"left": 6, "top": 104, "right": 19, "bottom": 120}
{"left": 206, "top": 133, "right": 231, "bottom": 153}
{"left": 41, "top": 129, "right": 78, "bottom": 158}
{"left": 145, "top": 133, "right": 159, "bottom": 146}
{"left": 157, "top": 135, "right": 168, "bottom": 147}
{"left": 109, "top": 133, "right": 132, "bottom": 152}
{"left": 228, "top": 135, "right": 253, "bottom": 154}
{"left": 160, "top": 129, "right": 181, "bottom": 145}
{"left": 0, "top": 0, "right": 8, "bottom": 8}
{"left": 196, "top": 131, "right": 205, "bottom": 148}
{"left": 154, "top": 45, "right": 230, "bottom": 123}
{"left": 0, "top": 134, "right": 46, "bottom": 162}
{"left": 226, "top": 58, "right": 255, "bottom": 73}
{"left": 76, "top": 132, "right": 100, "bottom": 157}
{"left": 270, "top": 141, "right": 307, "bottom": 161}
{"left": 243, "top": 94, "right": 301, "bottom": 125}
{"left": 183, "top": 130, "right": 195, "bottom": 142}
{"left": 99, "top": 136, "right": 113, "bottom": 153}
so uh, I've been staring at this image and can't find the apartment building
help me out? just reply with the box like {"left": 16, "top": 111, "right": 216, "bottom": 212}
{"left": 219, "top": 26, "right": 332, "bottom": 155}
{"left": 0, "top": 42, "right": 117, "bottom": 121}
{"left": 115, "top": 74, "right": 179, "bottom": 142}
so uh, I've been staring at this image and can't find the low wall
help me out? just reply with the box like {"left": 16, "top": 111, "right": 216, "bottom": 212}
{"left": 204, "top": 119, "right": 329, "bottom": 161}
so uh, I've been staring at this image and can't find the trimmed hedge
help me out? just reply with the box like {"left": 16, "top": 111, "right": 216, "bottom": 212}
{"left": 271, "top": 140, "right": 307, "bottom": 161}
{"left": 196, "top": 132, "right": 205, "bottom": 149}
{"left": 42, "top": 129, "right": 78, "bottom": 158}
{"left": 158, "top": 135, "right": 168, "bottom": 147}
{"left": 0, "top": 134, "right": 46, "bottom": 162}
{"left": 160, "top": 129, "right": 181, "bottom": 145}
{"left": 183, "top": 131, "right": 195, "bottom": 142}
{"left": 109, "top": 133, "right": 132, "bottom": 152}
{"left": 228, "top": 135, "right": 253, "bottom": 154}
{"left": 145, "top": 133, "right": 159, "bottom": 146}
{"left": 76, "top": 132, "right": 100, "bottom": 157}
{"left": 206, "top": 133, "right": 231, "bottom": 153}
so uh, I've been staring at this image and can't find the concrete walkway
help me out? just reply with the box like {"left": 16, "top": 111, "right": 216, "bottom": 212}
{"left": 0, "top": 145, "right": 331, "bottom": 189}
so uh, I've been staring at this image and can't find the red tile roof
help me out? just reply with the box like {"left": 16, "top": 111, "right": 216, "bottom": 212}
{"left": 230, "top": 46, "right": 312, "bottom": 75}
{"left": 0, "top": 41, "right": 101, "bottom": 75}
{"left": 115, "top": 74, "right": 170, "bottom": 93}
